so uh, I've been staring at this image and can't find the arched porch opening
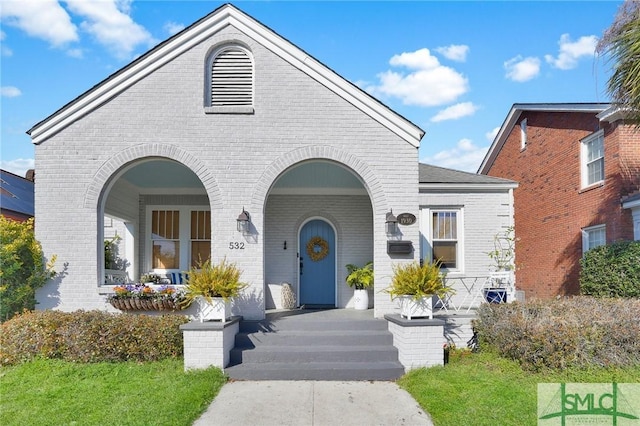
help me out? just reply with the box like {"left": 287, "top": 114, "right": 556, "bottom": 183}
{"left": 99, "top": 158, "right": 211, "bottom": 285}
{"left": 262, "top": 160, "right": 374, "bottom": 310}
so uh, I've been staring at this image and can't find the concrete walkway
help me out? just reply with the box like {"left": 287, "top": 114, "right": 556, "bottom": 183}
{"left": 193, "top": 380, "right": 433, "bottom": 426}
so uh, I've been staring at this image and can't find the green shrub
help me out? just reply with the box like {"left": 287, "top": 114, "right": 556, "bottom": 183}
{"left": 0, "top": 217, "right": 57, "bottom": 321}
{"left": 580, "top": 240, "right": 640, "bottom": 298}
{"left": 0, "top": 310, "right": 189, "bottom": 365}
{"left": 473, "top": 297, "right": 640, "bottom": 371}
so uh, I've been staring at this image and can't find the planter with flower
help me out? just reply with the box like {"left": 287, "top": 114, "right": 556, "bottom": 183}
{"left": 108, "top": 284, "right": 186, "bottom": 311}
{"left": 345, "top": 261, "right": 373, "bottom": 310}
{"left": 182, "top": 258, "right": 247, "bottom": 322}
{"left": 383, "top": 260, "right": 453, "bottom": 319}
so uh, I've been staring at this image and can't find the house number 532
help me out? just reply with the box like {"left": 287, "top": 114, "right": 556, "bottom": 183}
{"left": 229, "top": 242, "right": 245, "bottom": 250}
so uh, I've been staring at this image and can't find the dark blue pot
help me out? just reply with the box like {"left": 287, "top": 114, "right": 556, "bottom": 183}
{"left": 484, "top": 288, "right": 507, "bottom": 304}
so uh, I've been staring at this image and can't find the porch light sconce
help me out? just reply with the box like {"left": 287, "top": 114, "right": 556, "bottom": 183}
{"left": 386, "top": 209, "right": 398, "bottom": 236}
{"left": 237, "top": 208, "right": 251, "bottom": 235}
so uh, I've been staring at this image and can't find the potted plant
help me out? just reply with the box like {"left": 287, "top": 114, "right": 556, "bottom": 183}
{"left": 182, "top": 258, "right": 247, "bottom": 322}
{"left": 345, "top": 261, "right": 373, "bottom": 310}
{"left": 383, "top": 260, "right": 453, "bottom": 319}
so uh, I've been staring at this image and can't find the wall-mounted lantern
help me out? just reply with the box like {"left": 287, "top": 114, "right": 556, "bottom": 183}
{"left": 237, "top": 208, "right": 251, "bottom": 235}
{"left": 386, "top": 209, "right": 398, "bottom": 237}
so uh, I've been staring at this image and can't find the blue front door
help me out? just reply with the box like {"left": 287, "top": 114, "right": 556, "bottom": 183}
{"left": 299, "top": 219, "right": 336, "bottom": 306}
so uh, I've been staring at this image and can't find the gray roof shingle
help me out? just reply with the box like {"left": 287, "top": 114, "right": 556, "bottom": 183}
{"left": 419, "top": 163, "right": 516, "bottom": 185}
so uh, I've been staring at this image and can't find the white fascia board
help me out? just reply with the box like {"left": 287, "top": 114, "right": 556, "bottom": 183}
{"left": 226, "top": 14, "right": 424, "bottom": 146}
{"left": 419, "top": 182, "right": 519, "bottom": 191}
{"left": 477, "top": 106, "right": 522, "bottom": 174}
{"left": 597, "top": 106, "right": 628, "bottom": 123}
{"left": 30, "top": 6, "right": 424, "bottom": 147}
{"left": 30, "top": 11, "right": 232, "bottom": 144}
{"left": 623, "top": 198, "right": 640, "bottom": 210}
{"left": 477, "top": 103, "right": 610, "bottom": 174}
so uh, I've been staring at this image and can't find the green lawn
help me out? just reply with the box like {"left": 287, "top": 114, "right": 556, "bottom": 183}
{"left": 0, "top": 358, "right": 226, "bottom": 426}
{"left": 399, "top": 350, "right": 640, "bottom": 426}
{"left": 2, "top": 353, "right": 638, "bottom": 426}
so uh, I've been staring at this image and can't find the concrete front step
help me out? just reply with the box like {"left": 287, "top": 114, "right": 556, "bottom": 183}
{"left": 224, "top": 361, "right": 405, "bottom": 381}
{"left": 230, "top": 344, "right": 399, "bottom": 364}
{"left": 239, "top": 318, "right": 389, "bottom": 333}
{"left": 234, "top": 330, "right": 394, "bottom": 347}
{"left": 225, "top": 311, "right": 405, "bottom": 381}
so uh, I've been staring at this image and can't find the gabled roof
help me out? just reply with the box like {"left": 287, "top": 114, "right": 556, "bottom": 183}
{"left": 0, "top": 169, "right": 35, "bottom": 217}
{"left": 28, "top": 3, "right": 424, "bottom": 147}
{"left": 419, "top": 163, "right": 517, "bottom": 189}
{"left": 478, "top": 103, "right": 610, "bottom": 175}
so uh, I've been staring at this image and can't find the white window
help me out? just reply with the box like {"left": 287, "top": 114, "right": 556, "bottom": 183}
{"left": 520, "top": 118, "right": 527, "bottom": 150}
{"left": 206, "top": 45, "right": 253, "bottom": 112}
{"left": 421, "top": 208, "right": 463, "bottom": 271}
{"left": 147, "top": 207, "right": 211, "bottom": 273}
{"left": 581, "top": 130, "right": 604, "bottom": 187}
{"left": 582, "top": 224, "right": 606, "bottom": 253}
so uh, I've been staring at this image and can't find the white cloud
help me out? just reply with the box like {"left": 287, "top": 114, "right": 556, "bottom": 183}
{"left": 1, "top": 86, "right": 22, "bottom": 97}
{"left": 66, "top": 48, "right": 83, "bottom": 58}
{"left": 1, "top": 158, "right": 34, "bottom": 177}
{"left": 545, "top": 34, "right": 598, "bottom": 70}
{"left": 65, "top": 0, "right": 157, "bottom": 60}
{"left": 504, "top": 55, "right": 540, "bottom": 82}
{"left": 431, "top": 102, "right": 478, "bottom": 122}
{"left": 435, "top": 44, "right": 469, "bottom": 62}
{"left": 486, "top": 127, "right": 500, "bottom": 142}
{"left": 0, "top": 0, "right": 78, "bottom": 46}
{"left": 422, "top": 138, "right": 489, "bottom": 173}
{"left": 164, "top": 21, "right": 185, "bottom": 36}
{"left": 0, "top": 30, "right": 12, "bottom": 56}
{"left": 371, "top": 48, "right": 468, "bottom": 107}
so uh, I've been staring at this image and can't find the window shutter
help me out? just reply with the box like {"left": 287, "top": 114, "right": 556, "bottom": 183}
{"left": 211, "top": 48, "right": 253, "bottom": 106}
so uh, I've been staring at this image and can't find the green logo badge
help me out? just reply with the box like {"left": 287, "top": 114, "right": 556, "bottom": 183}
{"left": 538, "top": 383, "right": 640, "bottom": 425}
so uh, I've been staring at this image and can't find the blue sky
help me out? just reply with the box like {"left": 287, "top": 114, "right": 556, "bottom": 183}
{"left": 1, "top": 1, "right": 623, "bottom": 177}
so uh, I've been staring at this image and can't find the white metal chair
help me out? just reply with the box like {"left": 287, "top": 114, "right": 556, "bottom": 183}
{"left": 468, "top": 271, "right": 515, "bottom": 310}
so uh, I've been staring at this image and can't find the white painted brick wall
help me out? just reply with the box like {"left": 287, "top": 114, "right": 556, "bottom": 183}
{"left": 34, "top": 25, "right": 419, "bottom": 319}
{"left": 182, "top": 321, "right": 239, "bottom": 370}
{"left": 388, "top": 320, "right": 446, "bottom": 370}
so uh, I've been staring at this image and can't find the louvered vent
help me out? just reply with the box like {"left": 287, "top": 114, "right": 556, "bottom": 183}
{"left": 211, "top": 48, "right": 253, "bottom": 106}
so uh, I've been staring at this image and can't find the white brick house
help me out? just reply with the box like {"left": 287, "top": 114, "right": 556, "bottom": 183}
{"left": 30, "top": 4, "right": 516, "bottom": 321}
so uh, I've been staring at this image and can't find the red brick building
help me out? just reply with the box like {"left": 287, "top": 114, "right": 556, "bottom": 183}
{"left": 479, "top": 104, "right": 640, "bottom": 299}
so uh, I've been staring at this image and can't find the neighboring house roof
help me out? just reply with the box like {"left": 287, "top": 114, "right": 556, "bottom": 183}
{"left": 27, "top": 3, "right": 424, "bottom": 147}
{"left": 0, "top": 169, "right": 35, "bottom": 218}
{"left": 478, "top": 103, "right": 610, "bottom": 175}
{"left": 419, "top": 163, "right": 517, "bottom": 190}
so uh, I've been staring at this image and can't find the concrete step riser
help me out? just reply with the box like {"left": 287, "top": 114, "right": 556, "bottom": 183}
{"left": 226, "top": 367, "right": 405, "bottom": 381}
{"left": 235, "top": 332, "right": 393, "bottom": 347}
{"left": 230, "top": 347, "right": 399, "bottom": 364}
{"left": 239, "top": 320, "right": 388, "bottom": 333}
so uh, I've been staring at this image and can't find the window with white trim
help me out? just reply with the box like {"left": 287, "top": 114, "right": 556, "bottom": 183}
{"left": 148, "top": 207, "right": 211, "bottom": 273}
{"left": 206, "top": 45, "right": 253, "bottom": 111}
{"left": 428, "top": 209, "right": 463, "bottom": 270}
{"left": 582, "top": 224, "right": 606, "bottom": 253}
{"left": 581, "top": 130, "right": 604, "bottom": 187}
{"left": 190, "top": 210, "right": 211, "bottom": 266}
